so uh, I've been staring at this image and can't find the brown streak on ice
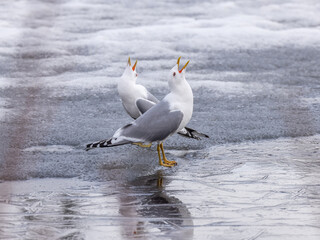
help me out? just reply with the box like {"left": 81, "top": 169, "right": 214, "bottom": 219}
{"left": 0, "top": 0, "right": 60, "bottom": 217}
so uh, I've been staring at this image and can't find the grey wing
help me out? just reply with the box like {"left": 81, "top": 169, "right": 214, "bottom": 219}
{"left": 135, "top": 90, "right": 159, "bottom": 115}
{"left": 121, "top": 101, "right": 183, "bottom": 143}
{"left": 136, "top": 98, "right": 156, "bottom": 115}
{"left": 146, "top": 91, "right": 159, "bottom": 104}
{"left": 122, "top": 102, "right": 137, "bottom": 119}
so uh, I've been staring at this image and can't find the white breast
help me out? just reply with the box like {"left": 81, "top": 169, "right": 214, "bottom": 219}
{"left": 118, "top": 81, "right": 148, "bottom": 119}
{"left": 165, "top": 81, "right": 193, "bottom": 132}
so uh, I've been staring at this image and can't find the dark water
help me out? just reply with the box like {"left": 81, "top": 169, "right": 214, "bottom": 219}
{"left": 0, "top": 0, "right": 320, "bottom": 239}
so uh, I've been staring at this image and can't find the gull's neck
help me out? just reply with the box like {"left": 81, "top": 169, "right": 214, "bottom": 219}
{"left": 170, "top": 78, "right": 192, "bottom": 97}
{"left": 119, "top": 70, "right": 136, "bottom": 86}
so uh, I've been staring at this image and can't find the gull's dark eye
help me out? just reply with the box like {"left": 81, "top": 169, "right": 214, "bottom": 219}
{"left": 173, "top": 72, "right": 176, "bottom": 76}
{"left": 136, "top": 73, "right": 138, "bottom": 77}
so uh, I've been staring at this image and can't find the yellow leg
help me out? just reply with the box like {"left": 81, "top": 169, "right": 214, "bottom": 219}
{"left": 160, "top": 143, "right": 177, "bottom": 165}
{"left": 157, "top": 144, "right": 175, "bottom": 167}
{"left": 132, "top": 142, "right": 152, "bottom": 148}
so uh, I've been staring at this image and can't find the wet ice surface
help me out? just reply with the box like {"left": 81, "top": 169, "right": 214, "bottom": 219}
{"left": 1, "top": 136, "right": 320, "bottom": 239}
{"left": 1, "top": 0, "right": 320, "bottom": 239}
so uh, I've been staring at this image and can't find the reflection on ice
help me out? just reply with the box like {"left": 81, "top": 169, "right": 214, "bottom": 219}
{"left": 0, "top": 173, "right": 193, "bottom": 240}
{"left": 0, "top": 135, "right": 319, "bottom": 239}
{"left": 119, "top": 171, "right": 193, "bottom": 239}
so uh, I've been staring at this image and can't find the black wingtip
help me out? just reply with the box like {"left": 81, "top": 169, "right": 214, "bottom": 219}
{"left": 85, "top": 143, "right": 93, "bottom": 151}
{"left": 183, "top": 127, "right": 209, "bottom": 140}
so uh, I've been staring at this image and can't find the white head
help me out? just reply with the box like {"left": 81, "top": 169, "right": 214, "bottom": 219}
{"left": 121, "top": 57, "right": 138, "bottom": 82}
{"left": 169, "top": 56, "right": 190, "bottom": 91}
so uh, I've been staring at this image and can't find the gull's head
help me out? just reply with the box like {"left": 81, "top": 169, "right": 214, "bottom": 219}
{"left": 170, "top": 56, "right": 190, "bottom": 85}
{"left": 122, "top": 57, "right": 138, "bottom": 81}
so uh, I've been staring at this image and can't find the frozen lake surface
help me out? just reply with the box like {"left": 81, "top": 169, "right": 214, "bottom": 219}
{"left": 1, "top": 0, "right": 320, "bottom": 239}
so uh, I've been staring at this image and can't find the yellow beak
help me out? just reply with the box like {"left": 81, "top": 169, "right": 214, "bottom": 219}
{"left": 177, "top": 56, "right": 181, "bottom": 69}
{"left": 179, "top": 60, "right": 190, "bottom": 73}
{"left": 132, "top": 60, "right": 137, "bottom": 71}
{"left": 128, "top": 57, "right": 131, "bottom": 66}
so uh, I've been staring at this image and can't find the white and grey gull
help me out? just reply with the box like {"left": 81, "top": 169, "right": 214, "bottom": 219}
{"left": 117, "top": 57, "right": 208, "bottom": 141}
{"left": 86, "top": 57, "right": 195, "bottom": 167}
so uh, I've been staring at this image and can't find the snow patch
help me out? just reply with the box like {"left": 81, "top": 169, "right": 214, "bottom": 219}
{"left": 23, "top": 145, "right": 74, "bottom": 153}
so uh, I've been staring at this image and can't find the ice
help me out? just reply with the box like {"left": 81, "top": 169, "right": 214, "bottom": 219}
{"left": 0, "top": 0, "right": 320, "bottom": 239}
{"left": 0, "top": 136, "right": 319, "bottom": 239}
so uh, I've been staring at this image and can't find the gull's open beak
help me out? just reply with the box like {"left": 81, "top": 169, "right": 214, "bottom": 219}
{"left": 132, "top": 60, "right": 137, "bottom": 71}
{"left": 177, "top": 56, "right": 181, "bottom": 69}
{"left": 179, "top": 60, "right": 190, "bottom": 73}
{"left": 128, "top": 57, "right": 131, "bottom": 66}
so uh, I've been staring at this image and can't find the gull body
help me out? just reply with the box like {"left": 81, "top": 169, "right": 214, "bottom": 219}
{"left": 165, "top": 67, "right": 193, "bottom": 133}
{"left": 118, "top": 59, "right": 158, "bottom": 119}
{"left": 86, "top": 59, "right": 193, "bottom": 167}
{"left": 117, "top": 58, "right": 207, "bottom": 140}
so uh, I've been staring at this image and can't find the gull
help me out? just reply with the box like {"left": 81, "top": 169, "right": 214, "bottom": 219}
{"left": 86, "top": 58, "right": 193, "bottom": 167}
{"left": 118, "top": 57, "right": 159, "bottom": 120}
{"left": 118, "top": 57, "right": 208, "bottom": 143}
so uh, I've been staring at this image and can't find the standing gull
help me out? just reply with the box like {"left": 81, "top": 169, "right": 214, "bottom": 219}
{"left": 86, "top": 58, "right": 193, "bottom": 167}
{"left": 118, "top": 57, "right": 208, "bottom": 140}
